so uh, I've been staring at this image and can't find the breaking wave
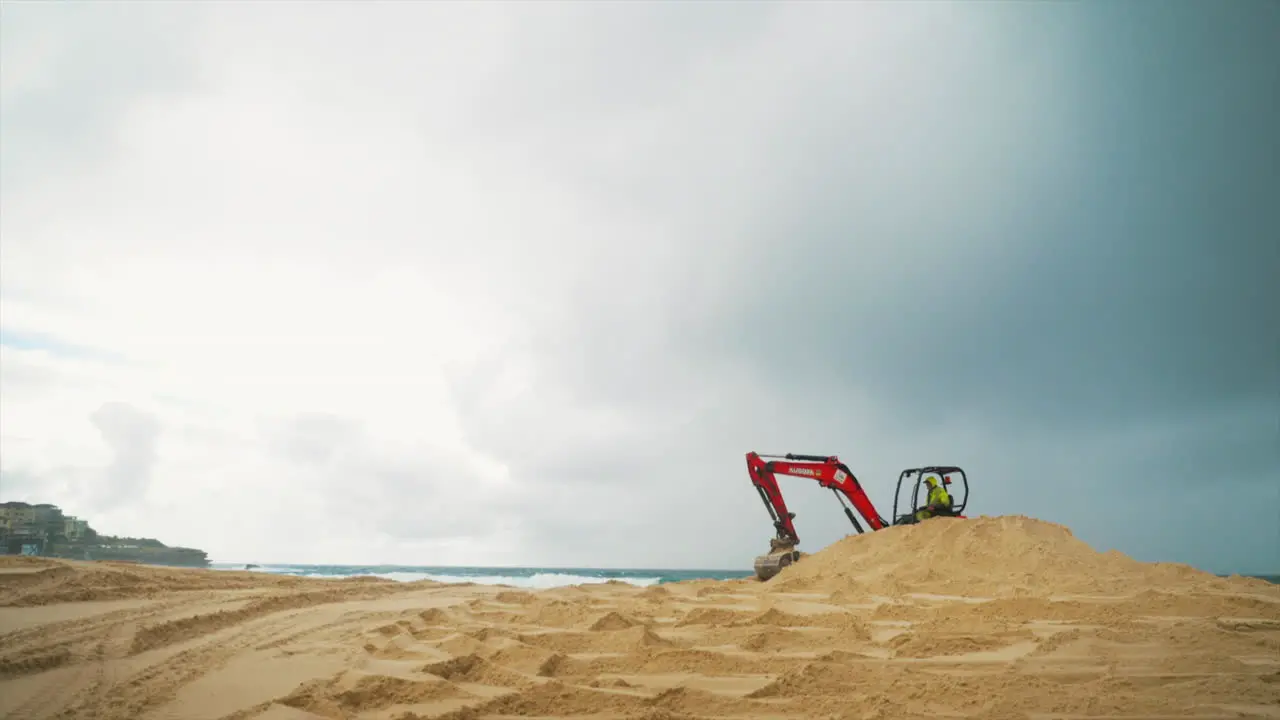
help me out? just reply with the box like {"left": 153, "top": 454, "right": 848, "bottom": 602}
{"left": 209, "top": 563, "right": 752, "bottom": 588}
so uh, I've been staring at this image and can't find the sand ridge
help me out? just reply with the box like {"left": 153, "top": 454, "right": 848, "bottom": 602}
{"left": 1, "top": 515, "right": 1277, "bottom": 719}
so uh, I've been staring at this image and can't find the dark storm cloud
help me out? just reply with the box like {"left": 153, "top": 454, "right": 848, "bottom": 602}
{"left": 750, "top": 1, "right": 1280, "bottom": 565}
{"left": 445, "top": 2, "right": 1278, "bottom": 572}
{"left": 722, "top": 2, "right": 1280, "bottom": 435}
{"left": 471, "top": 2, "right": 1278, "bottom": 436}
{"left": 452, "top": 3, "right": 1091, "bottom": 419}
{"left": 696, "top": 2, "right": 1280, "bottom": 573}
{"left": 537, "top": 2, "right": 1279, "bottom": 437}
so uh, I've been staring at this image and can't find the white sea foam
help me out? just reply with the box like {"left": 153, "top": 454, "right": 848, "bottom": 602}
{"left": 212, "top": 564, "right": 662, "bottom": 588}
{"left": 302, "top": 571, "right": 662, "bottom": 588}
{"left": 402, "top": 572, "right": 661, "bottom": 588}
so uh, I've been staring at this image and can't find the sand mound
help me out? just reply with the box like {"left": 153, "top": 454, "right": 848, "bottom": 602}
{"left": 527, "top": 598, "right": 596, "bottom": 627}
{"left": 767, "top": 514, "right": 1237, "bottom": 596}
{"left": 432, "top": 631, "right": 490, "bottom": 657}
{"left": 420, "top": 653, "right": 536, "bottom": 688}
{"left": 336, "top": 671, "right": 470, "bottom": 708}
{"left": 732, "top": 607, "right": 811, "bottom": 627}
{"left": 639, "top": 585, "right": 671, "bottom": 599}
{"left": 888, "top": 631, "right": 1018, "bottom": 658}
{"left": 479, "top": 641, "right": 556, "bottom": 669}
{"left": 515, "top": 624, "right": 676, "bottom": 654}
{"left": 467, "top": 626, "right": 519, "bottom": 642}
{"left": 747, "top": 660, "right": 891, "bottom": 698}
{"left": 589, "top": 610, "right": 639, "bottom": 631}
{"left": 739, "top": 627, "right": 825, "bottom": 651}
{"left": 494, "top": 590, "right": 536, "bottom": 604}
{"left": 636, "top": 647, "right": 789, "bottom": 674}
{"left": 730, "top": 607, "right": 868, "bottom": 633}
{"left": 692, "top": 582, "right": 742, "bottom": 597}
{"left": 467, "top": 679, "right": 650, "bottom": 716}
{"left": 648, "top": 685, "right": 761, "bottom": 714}
{"left": 445, "top": 679, "right": 762, "bottom": 718}
{"left": 817, "top": 648, "right": 880, "bottom": 663}
{"left": 280, "top": 668, "right": 480, "bottom": 718}
{"left": 673, "top": 607, "right": 752, "bottom": 627}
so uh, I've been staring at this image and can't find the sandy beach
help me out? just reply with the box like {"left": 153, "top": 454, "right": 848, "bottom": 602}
{"left": 1, "top": 515, "right": 1277, "bottom": 720}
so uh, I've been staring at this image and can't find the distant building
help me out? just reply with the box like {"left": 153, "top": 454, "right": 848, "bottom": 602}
{"left": 32, "top": 503, "right": 65, "bottom": 535}
{"left": 0, "top": 502, "right": 38, "bottom": 533}
{"left": 0, "top": 502, "right": 47, "bottom": 555}
{"left": 1, "top": 502, "right": 70, "bottom": 542}
{"left": 64, "top": 517, "right": 89, "bottom": 541}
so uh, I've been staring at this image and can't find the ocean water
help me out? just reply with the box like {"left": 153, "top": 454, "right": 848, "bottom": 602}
{"left": 209, "top": 563, "right": 1279, "bottom": 588}
{"left": 209, "top": 563, "right": 755, "bottom": 588}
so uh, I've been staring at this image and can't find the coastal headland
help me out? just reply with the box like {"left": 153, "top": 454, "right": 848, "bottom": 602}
{"left": 0, "top": 501, "right": 210, "bottom": 568}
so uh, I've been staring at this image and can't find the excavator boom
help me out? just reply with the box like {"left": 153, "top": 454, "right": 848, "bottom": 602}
{"left": 746, "top": 451, "right": 889, "bottom": 580}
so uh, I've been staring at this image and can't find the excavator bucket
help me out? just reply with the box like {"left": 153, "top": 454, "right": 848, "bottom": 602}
{"left": 753, "top": 537, "right": 801, "bottom": 582}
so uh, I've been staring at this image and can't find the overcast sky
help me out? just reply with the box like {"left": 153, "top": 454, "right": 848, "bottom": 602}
{"left": 2, "top": 2, "right": 1276, "bottom": 574}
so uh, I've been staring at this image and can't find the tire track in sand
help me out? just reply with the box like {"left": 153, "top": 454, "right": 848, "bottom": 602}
{"left": 0, "top": 594, "right": 247, "bottom": 676}
{"left": 4, "top": 616, "right": 137, "bottom": 720}
{"left": 128, "top": 586, "right": 397, "bottom": 655}
{"left": 0, "top": 598, "right": 205, "bottom": 720}
{"left": 49, "top": 587, "right": 405, "bottom": 720}
{"left": 50, "top": 608, "right": 304, "bottom": 720}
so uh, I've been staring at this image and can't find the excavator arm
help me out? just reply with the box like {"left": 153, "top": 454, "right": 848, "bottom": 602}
{"left": 746, "top": 451, "right": 889, "bottom": 546}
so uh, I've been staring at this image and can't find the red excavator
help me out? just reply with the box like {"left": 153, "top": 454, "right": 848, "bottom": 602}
{"left": 746, "top": 451, "right": 969, "bottom": 581}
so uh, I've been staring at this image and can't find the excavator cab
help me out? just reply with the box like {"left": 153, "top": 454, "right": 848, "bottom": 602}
{"left": 891, "top": 466, "right": 969, "bottom": 526}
